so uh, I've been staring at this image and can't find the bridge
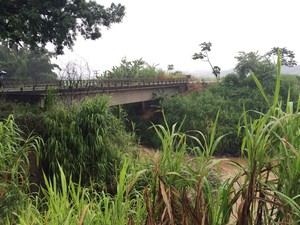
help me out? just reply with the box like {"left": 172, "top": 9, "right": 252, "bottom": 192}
{"left": 0, "top": 78, "right": 197, "bottom": 106}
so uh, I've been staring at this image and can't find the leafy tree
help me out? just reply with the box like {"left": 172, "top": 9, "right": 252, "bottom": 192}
{"left": 265, "top": 47, "right": 297, "bottom": 67}
{"left": 234, "top": 51, "right": 263, "bottom": 79}
{"left": 234, "top": 51, "right": 277, "bottom": 93}
{"left": 235, "top": 48, "right": 297, "bottom": 80}
{"left": 0, "top": 44, "right": 58, "bottom": 80}
{"left": 167, "top": 64, "right": 174, "bottom": 73}
{"left": 101, "top": 57, "right": 163, "bottom": 79}
{"left": 222, "top": 73, "right": 240, "bottom": 87}
{"left": 0, "top": 0, "right": 125, "bottom": 54}
{"left": 192, "top": 42, "right": 221, "bottom": 80}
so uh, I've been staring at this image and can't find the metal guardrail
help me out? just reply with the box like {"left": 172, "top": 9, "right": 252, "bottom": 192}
{"left": 2, "top": 78, "right": 188, "bottom": 93}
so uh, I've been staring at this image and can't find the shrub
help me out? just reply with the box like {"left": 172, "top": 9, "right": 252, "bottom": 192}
{"left": 41, "top": 96, "right": 134, "bottom": 191}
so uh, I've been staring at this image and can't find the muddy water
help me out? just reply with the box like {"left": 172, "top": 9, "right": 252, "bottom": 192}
{"left": 216, "top": 157, "right": 247, "bottom": 179}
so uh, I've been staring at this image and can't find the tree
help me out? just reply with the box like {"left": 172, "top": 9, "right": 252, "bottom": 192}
{"left": 167, "top": 64, "right": 174, "bottom": 73}
{"left": 0, "top": 44, "right": 58, "bottom": 80}
{"left": 58, "top": 59, "right": 91, "bottom": 81}
{"left": 234, "top": 51, "right": 277, "bottom": 94}
{"left": 234, "top": 51, "right": 262, "bottom": 79}
{"left": 101, "top": 57, "right": 160, "bottom": 79}
{"left": 0, "top": 0, "right": 125, "bottom": 54}
{"left": 234, "top": 51, "right": 276, "bottom": 82}
{"left": 235, "top": 48, "right": 297, "bottom": 79}
{"left": 265, "top": 47, "right": 297, "bottom": 67}
{"left": 192, "top": 42, "right": 221, "bottom": 80}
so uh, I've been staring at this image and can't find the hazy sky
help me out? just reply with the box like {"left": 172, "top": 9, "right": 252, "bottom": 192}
{"left": 55, "top": 0, "right": 300, "bottom": 76}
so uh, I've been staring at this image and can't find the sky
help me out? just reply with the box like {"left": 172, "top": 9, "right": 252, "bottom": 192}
{"left": 54, "top": 0, "right": 300, "bottom": 76}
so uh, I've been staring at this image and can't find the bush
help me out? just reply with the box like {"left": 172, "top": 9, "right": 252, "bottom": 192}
{"left": 41, "top": 96, "right": 134, "bottom": 191}
{"left": 154, "top": 74, "right": 298, "bottom": 156}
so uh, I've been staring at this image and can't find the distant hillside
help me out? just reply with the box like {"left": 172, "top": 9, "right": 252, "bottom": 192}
{"left": 281, "top": 65, "right": 300, "bottom": 75}
{"left": 189, "top": 65, "right": 300, "bottom": 78}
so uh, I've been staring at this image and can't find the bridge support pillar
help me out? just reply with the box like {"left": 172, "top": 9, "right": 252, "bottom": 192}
{"left": 38, "top": 97, "right": 46, "bottom": 108}
{"left": 141, "top": 101, "right": 147, "bottom": 113}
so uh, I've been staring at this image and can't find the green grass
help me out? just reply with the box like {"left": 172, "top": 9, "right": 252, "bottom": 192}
{"left": 1, "top": 55, "right": 300, "bottom": 224}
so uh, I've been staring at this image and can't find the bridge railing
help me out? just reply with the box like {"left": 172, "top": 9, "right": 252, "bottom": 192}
{"left": 2, "top": 78, "right": 188, "bottom": 92}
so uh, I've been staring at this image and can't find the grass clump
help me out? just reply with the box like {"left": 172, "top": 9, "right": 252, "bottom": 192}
{"left": 41, "top": 95, "right": 134, "bottom": 191}
{"left": 0, "top": 115, "right": 41, "bottom": 223}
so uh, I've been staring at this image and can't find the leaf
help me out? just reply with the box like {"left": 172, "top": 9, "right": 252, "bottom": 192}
{"left": 250, "top": 71, "right": 270, "bottom": 107}
{"left": 159, "top": 181, "right": 174, "bottom": 225}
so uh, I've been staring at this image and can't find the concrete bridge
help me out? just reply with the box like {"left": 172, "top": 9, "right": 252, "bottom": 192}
{"left": 0, "top": 78, "right": 198, "bottom": 106}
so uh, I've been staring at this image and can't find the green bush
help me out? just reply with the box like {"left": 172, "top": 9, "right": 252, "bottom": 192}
{"left": 41, "top": 96, "right": 134, "bottom": 191}
{"left": 0, "top": 100, "right": 44, "bottom": 135}
{"left": 155, "top": 74, "right": 298, "bottom": 156}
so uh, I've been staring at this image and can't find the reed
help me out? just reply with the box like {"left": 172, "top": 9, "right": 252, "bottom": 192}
{"left": 0, "top": 115, "right": 41, "bottom": 223}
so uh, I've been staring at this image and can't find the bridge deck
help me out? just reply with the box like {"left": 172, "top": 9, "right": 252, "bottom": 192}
{"left": 0, "top": 78, "right": 190, "bottom": 105}
{"left": 1, "top": 78, "right": 188, "bottom": 93}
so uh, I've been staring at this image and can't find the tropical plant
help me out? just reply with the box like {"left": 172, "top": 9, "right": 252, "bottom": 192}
{"left": 16, "top": 162, "right": 147, "bottom": 225}
{"left": 265, "top": 47, "right": 297, "bottom": 67}
{"left": 100, "top": 57, "right": 165, "bottom": 79}
{"left": 235, "top": 54, "right": 300, "bottom": 224}
{"left": 42, "top": 96, "right": 134, "bottom": 190}
{"left": 0, "top": 44, "right": 58, "bottom": 80}
{"left": 0, "top": 115, "right": 41, "bottom": 223}
{"left": 192, "top": 42, "right": 221, "bottom": 80}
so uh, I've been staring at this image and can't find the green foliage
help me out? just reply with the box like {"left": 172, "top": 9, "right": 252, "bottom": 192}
{"left": 42, "top": 96, "right": 134, "bottom": 189}
{"left": 0, "top": 99, "right": 44, "bottom": 135}
{"left": 234, "top": 51, "right": 276, "bottom": 88}
{"left": 2, "top": 58, "right": 300, "bottom": 224}
{"left": 100, "top": 57, "right": 166, "bottom": 79}
{"left": 142, "top": 110, "right": 239, "bottom": 224}
{"left": 158, "top": 89, "right": 247, "bottom": 155}
{"left": 235, "top": 55, "right": 300, "bottom": 224}
{"left": 154, "top": 50, "right": 299, "bottom": 156}
{"left": 192, "top": 42, "right": 221, "bottom": 80}
{"left": 0, "top": 1, "right": 125, "bottom": 54}
{"left": 16, "top": 163, "right": 147, "bottom": 224}
{"left": 265, "top": 47, "right": 297, "bottom": 67}
{"left": 280, "top": 74, "right": 300, "bottom": 105}
{"left": 0, "top": 115, "right": 41, "bottom": 223}
{"left": 0, "top": 45, "right": 58, "bottom": 80}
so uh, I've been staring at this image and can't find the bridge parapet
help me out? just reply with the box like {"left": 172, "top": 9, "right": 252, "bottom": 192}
{"left": 2, "top": 78, "right": 188, "bottom": 92}
{"left": 0, "top": 78, "right": 189, "bottom": 106}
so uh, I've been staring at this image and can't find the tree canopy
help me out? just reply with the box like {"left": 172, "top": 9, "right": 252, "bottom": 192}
{"left": 101, "top": 58, "right": 162, "bottom": 79}
{"left": 0, "top": 45, "right": 58, "bottom": 81}
{"left": 234, "top": 48, "right": 297, "bottom": 79}
{"left": 0, "top": 0, "right": 125, "bottom": 54}
{"left": 265, "top": 47, "right": 297, "bottom": 67}
{"left": 192, "top": 42, "right": 221, "bottom": 80}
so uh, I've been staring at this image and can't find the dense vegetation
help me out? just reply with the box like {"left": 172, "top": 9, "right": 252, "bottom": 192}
{"left": 0, "top": 44, "right": 58, "bottom": 81}
{"left": 1, "top": 1, "right": 300, "bottom": 223}
{"left": 134, "top": 50, "right": 300, "bottom": 156}
{"left": 1, "top": 58, "right": 300, "bottom": 224}
{"left": 100, "top": 57, "right": 185, "bottom": 79}
{"left": 41, "top": 96, "right": 135, "bottom": 190}
{"left": 156, "top": 73, "right": 300, "bottom": 156}
{"left": 0, "top": 1, "right": 125, "bottom": 54}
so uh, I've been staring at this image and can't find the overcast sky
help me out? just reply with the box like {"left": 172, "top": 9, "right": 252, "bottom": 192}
{"left": 55, "top": 0, "right": 300, "bottom": 76}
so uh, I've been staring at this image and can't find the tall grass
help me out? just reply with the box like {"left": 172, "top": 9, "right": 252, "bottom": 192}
{"left": 235, "top": 54, "right": 300, "bottom": 224}
{"left": 144, "top": 109, "right": 240, "bottom": 225}
{"left": 42, "top": 96, "right": 134, "bottom": 190}
{"left": 0, "top": 115, "right": 41, "bottom": 223}
{"left": 3, "top": 54, "right": 300, "bottom": 225}
{"left": 144, "top": 54, "right": 300, "bottom": 224}
{"left": 16, "top": 161, "right": 147, "bottom": 225}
